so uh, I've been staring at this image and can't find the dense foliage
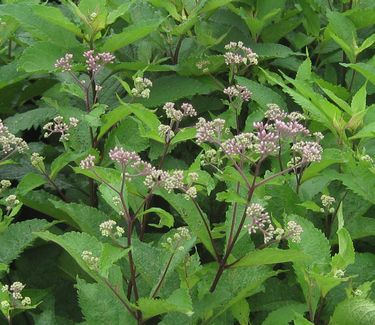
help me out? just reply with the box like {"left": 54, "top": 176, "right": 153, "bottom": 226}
{"left": 0, "top": 0, "right": 374, "bottom": 324}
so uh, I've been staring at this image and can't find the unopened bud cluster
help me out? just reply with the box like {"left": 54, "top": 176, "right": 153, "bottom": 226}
{"left": 224, "top": 41, "right": 258, "bottom": 66}
{"left": 43, "top": 116, "right": 79, "bottom": 142}
{"left": 30, "top": 152, "right": 45, "bottom": 169}
{"left": 244, "top": 203, "right": 275, "bottom": 243}
{"left": 286, "top": 221, "right": 303, "bottom": 243}
{"left": 5, "top": 195, "right": 19, "bottom": 211}
{"left": 163, "top": 227, "right": 191, "bottom": 252}
{"left": 1, "top": 282, "right": 31, "bottom": 308}
{"left": 81, "top": 250, "right": 99, "bottom": 271}
{"left": 131, "top": 77, "right": 152, "bottom": 98}
{"left": 99, "top": 220, "right": 124, "bottom": 238}
{"left": 0, "top": 180, "right": 11, "bottom": 194}
{"left": 320, "top": 195, "right": 335, "bottom": 213}
{"left": 196, "top": 118, "right": 226, "bottom": 145}
{"left": 162, "top": 102, "right": 197, "bottom": 122}
{"left": 0, "top": 119, "right": 28, "bottom": 156}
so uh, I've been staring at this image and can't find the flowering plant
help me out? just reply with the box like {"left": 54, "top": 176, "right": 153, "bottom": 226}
{"left": 0, "top": 1, "right": 374, "bottom": 324}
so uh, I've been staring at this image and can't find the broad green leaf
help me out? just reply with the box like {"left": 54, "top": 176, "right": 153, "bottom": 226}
{"left": 230, "top": 298, "right": 249, "bottom": 325}
{"left": 147, "top": 0, "right": 180, "bottom": 20}
{"left": 154, "top": 190, "right": 216, "bottom": 257}
{"left": 346, "top": 217, "right": 375, "bottom": 240}
{"left": 233, "top": 248, "right": 308, "bottom": 268}
{"left": 170, "top": 128, "right": 196, "bottom": 145}
{"left": 137, "top": 288, "right": 193, "bottom": 319}
{"left": 76, "top": 277, "right": 136, "bottom": 325}
{"left": 17, "top": 173, "right": 47, "bottom": 196}
{"left": 351, "top": 84, "right": 367, "bottom": 114}
{"left": 50, "top": 151, "right": 86, "bottom": 179}
{"left": 33, "top": 5, "right": 82, "bottom": 36}
{"left": 263, "top": 303, "right": 307, "bottom": 325}
{"left": 330, "top": 298, "right": 375, "bottom": 325}
{"left": 350, "top": 122, "right": 375, "bottom": 139}
{"left": 296, "top": 57, "right": 312, "bottom": 81}
{"left": 200, "top": 0, "right": 233, "bottom": 13}
{"left": 102, "top": 19, "right": 163, "bottom": 52}
{"left": 0, "top": 219, "right": 51, "bottom": 265}
{"left": 236, "top": 76, "right": 286, "bottom": 109}
{"left": 138, "top": 75, "right": 220, "bottom": 108}
{"left": 106, "top": 1, "right": 135, "bottom": 24}
{"left": 51, "top": 200, "right": 114, "bottom": 239}
{"left": 343, "top": 62, "right": 375, "bottom": 86}
{"left": 18, "top": 42, "right": 70, "bottom": 73}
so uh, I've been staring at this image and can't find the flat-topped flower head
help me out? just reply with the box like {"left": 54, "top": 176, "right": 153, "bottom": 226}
{"left": 80, "top": 155, "right": 96, "bottom": 169}
{"left": 222, "top": 133, "right": 254, "bottom": 155}
{"left": 245, "top": 203, "right": 275, "bottom": 243}
{"left": 196, "top": 118, "right": 226, "bottom": 145}
{"left": 224, "top": 85, "right": 252, "bottom": 102}
{"left": 81, "top": 250, "right": 99, "bottom": 271}
{"left": 286, "top": 221, "right": 303, "bottom": 243}
{"left": 83, "top": 50, "right": 115, "bottom": 73}
{"left": 99, "top": 220, "right": 124, "bottom": 238}
{"left": 0, "top": 119, "right": 28, "bottom": 155}
{"left": 253, "top": 122, "right": 279, "bottom": 156}
{"left": 131, "top": 77, "right": 153, "bottom": 98}
{"left": 292, "top": 141, "right": 322, "bottom": 163}
{"left": 55, "top": 53, "right": 73, "bottom": 72}
{"left": 162, "top": 102, "right": 196, "bottom": 122}
{"left": 265, "top": 104, "right": 288, "bottom": 121}
{"left": 224, "top": 41, "right": 258, "bottom": 66}
{"left": 109, "top": 147, "right": 140, "bottom": 167}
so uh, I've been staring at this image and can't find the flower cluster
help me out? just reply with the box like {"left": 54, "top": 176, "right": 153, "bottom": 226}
{"left": 286, "top": 221, "right": 303, "bottom": 243}
{"left": 0, "top": 119, "right": 28, "bottom": 156}
{"left": 162, "top": 102, "right": 197, "bottom": 122}
{"left": 109, "top": 147, "right": 141, "bottom": 167}
{"left": 80, "top": 154, "right": 96, "bottom": 169}
{"left": 320, "top": 194, "right": 335, "bottom": 213}
{"left": 43, "top": 116, "right": 79, "bottom": 142}
{"left": 81, "top": 250, "right": 99, "bottom": 271}
{"left": 244, "top": 203, "right": 275, "bottom": 243}
{"left": 54, "top": 53, "right": 73, "bottom": 71}
{"left": 99, "top": 220, "right": 124, "bottom": 238}
{"left": 30, "top": 152, "right": 45, "bottom": 171}
{"left": 83, "top": 50, "right": 115, "bottom": 73}
{"left": 162, "top": 227, "right": 191, "bottom": 252}
{"left": 144, "top": 169, "right": 184, "bottom": 193}
{"left": 131, "top": 77, "right": 153, "bottom": 98}
{"left": 158, "top": 124, "right": 175, "bottom": 142}
{"left": 0, "top": 180, "right": 11, "bottom": 194}
{"left": 1, "top": 282, "right": 31, "bottom": 308}
{"left": 196, "top": 118, "right": 226, "bottom": 145}
{"left": 222, "top": 133, "right": 254, "bottom": 155}
{"left": 200, "top": 149, "right": 223, "bottom": 167}
{"left": 223, "top": 85, "right": 252, "bottom": 102}
{"left": 253, "top": 122, "right": 279, "bottom": 156}
{"left": 5, "top": 195, "right": 19, "bottom": 211}
{"left": 224, "top": 41, "right": 258, "bottom": 66}
{"left": 291, "top": 141, "right": 322, "bottom": 163}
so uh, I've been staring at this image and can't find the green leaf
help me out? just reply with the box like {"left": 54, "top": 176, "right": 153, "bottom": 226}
{"left": 170, "top": 128, "right": 196, "bottom": 146}
{"left": 346, "top": 217, "right": 375, "bottom": 240}
{"left": 33, "top": 5, "right": 82, "bottom": 36}
{"left": 102, "top": 19, "right": 163, "bottom": 52}
{"left": 236, "top": 76, "right": 286, "bottom": 109}
{"left": 330, "top": 298, "right": 375, "bottom": 325}
{"left": 154, "top": 190, "right": 216, "bottom": 257}
{"left": 17, "top": 172, "right": 47, "bottom": 196}
{"left": 200, "top": 0, "right": 233, "bottom": 13}
{"left": 263, "top": 303, "right": 307, "bottom": 325}
{"left": 137, "top": 288, "right": 193, "bottom": 319}
{"left": 18, "top": 42, "right": 69, "bottom": 73}
{"left": 331, "top": 227, "right": 355, "bottom": 271}
{"left": 343, "top": 62, "right": 375, "bottom": 86}
{"left": 0, "top": 219, "right": 51, "bottom": 265}
{"left": 351, "top": 83, "right": 367, "bottom": 114}
{"left": 106, "top": 1, "right": 135, "bottom": 24}
{"left": 140, "top": 208, "right": 174, "bottom": 228}
{"left": 230, "top": 298, "right": 249, "bottom": 325}
{"left": 233, "top": 248, "right": 308, "bottom": 268}
{"left": 50, "top": 151, "right": 85, "bottom": 179}
{"left": 51, "top": 200, "right": 113, "bottom": 239}
{"left": 76, "top": 277, "right": 136, "bottom": 325}
{"left": 138, "top": 75, "right": 220, "bottom": 108}
{"left": 350, "top": 122, "right": 375, "bottom": 139}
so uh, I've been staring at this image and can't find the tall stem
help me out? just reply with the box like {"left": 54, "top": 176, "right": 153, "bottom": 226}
{"left": 150, "top": 252, "right": 175, "bottom": 298}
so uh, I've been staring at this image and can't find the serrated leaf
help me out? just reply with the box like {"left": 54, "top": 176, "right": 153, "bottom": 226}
{"left": 263, "top": 303, "right": 307, "bottom": 325}
{"left": 76, "top": 277, "right": 136, "bottom": 325}
{"left": 170, "top": 128, "right": 196, "bottom": 145}
{"left": 140, "top": 207, "right": 174, "bottom": 228}
{"left": 0, "top": 219, "right": 51, "bottom": 265}
{"left": 330, "top": 298, "right": 375, "bottom": 325}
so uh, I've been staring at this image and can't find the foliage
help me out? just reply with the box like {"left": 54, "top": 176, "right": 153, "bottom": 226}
{"left": 0, "top": 0, "right": 374, "bottom": 324}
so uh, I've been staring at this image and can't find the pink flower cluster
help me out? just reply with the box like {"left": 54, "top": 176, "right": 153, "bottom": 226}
{"left": 0, "top": 119, "right": 28, "bottom": 155}
{"left": 244, "top": 203, "right": 274, "bottom": 243}
{"left": 224, "top": 41, "right": 258, "bottom": 66}
{"left": 223, "top": 85, "right": 252, "bottom": 102}
{"left": 54, "top": 53, "right": 73, "bottom": 72}
{"left": 83, "top": 50, "right": 115, "bottom": 73}
{"left": 162, "top": 102, "right": 197, "bottom": 122}
{"left": 55, "top": 51, "right": 115, "bottom": 73}
{"left": 196, "top": 118, "right": 226, "bottom": 145}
